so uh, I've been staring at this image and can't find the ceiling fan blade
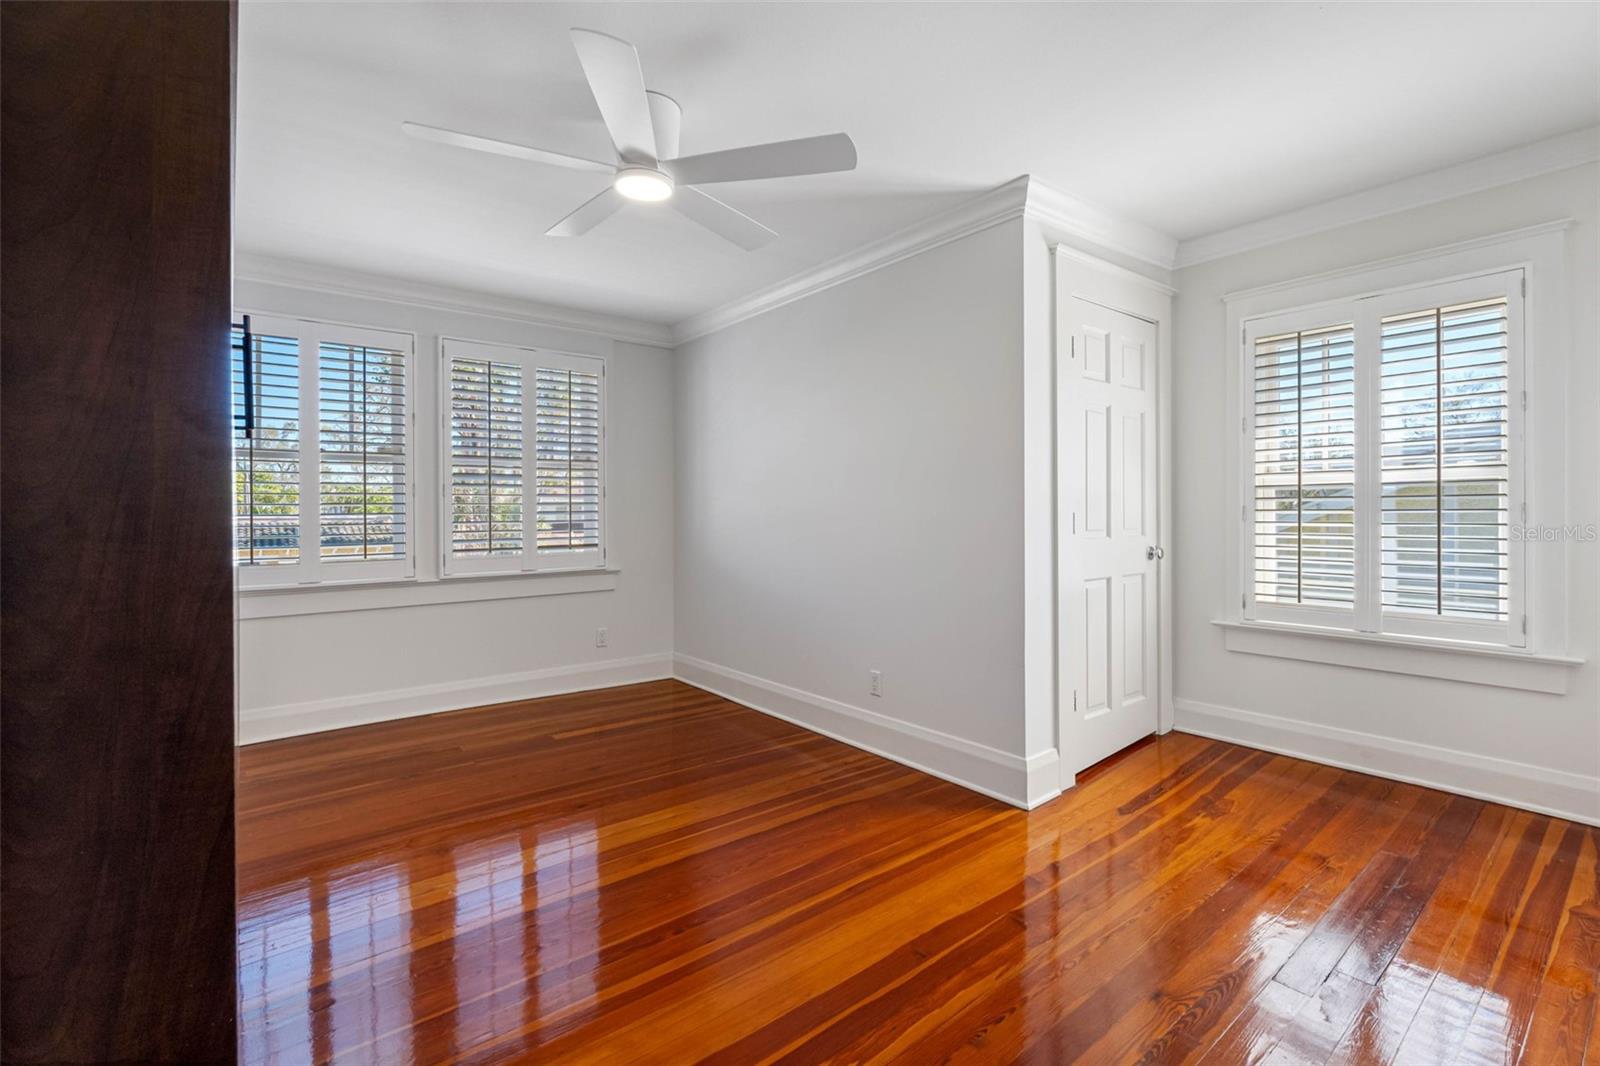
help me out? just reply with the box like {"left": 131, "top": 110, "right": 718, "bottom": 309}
{"left": 672, "top": 187, "right": 777, "bottom": 251}
{"left": 546, "top": 186, "right": 627, "bottom": 237}
{"left": 569, "top": 28, "right": 657, "bottom": 165}
{"left": 401, "top": 122, "right": 613, "bottom": 173}
{"left": 667, "top": 133, "right": 857, "bottom": 186}
{"left": 646, "top": 90, "right": 682, "bottom": 161}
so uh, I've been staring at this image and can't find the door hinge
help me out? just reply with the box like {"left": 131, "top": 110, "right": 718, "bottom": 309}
{"left": 1522, "top": 276, "right": 1527, "bottom": 297}
{"left": 1241, "top": 416, "right": 1248, "bottom": 435}
{"left": 1521, "top": 615, "right": 1528, "bottom": 635}
{"left": 1521, "top": 390, "right": 1528, "bottom": 411}
{"left": 1520, "top": 501, "right": 1527, "bottom": 522}
{"left": 1073, "top": 690, "right": 1078, "bottom": 712}
{"left": 1242, "top": 592, "right": 1247, "bottom": 610}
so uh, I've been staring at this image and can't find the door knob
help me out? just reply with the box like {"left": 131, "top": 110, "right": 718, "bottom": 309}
{"left": 1147, "top": 545, "right": 1165, "bottom": 561}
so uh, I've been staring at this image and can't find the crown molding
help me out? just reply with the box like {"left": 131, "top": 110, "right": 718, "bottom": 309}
{"left": 233, "top": 252, "right": 676, "bottom": 348}
{"left": 1175, "top": 125, "right": 1600, "bottom": 271}
{"left": 672, "top": 177, "right": 1032, "bottom": 344}
{"left": 239, "top": 176, "right": 1180, "bottom": 352}
{"left": 1022, "top": 177, "right": 1179, "bottom": 273}
{"left": 672, "top": 175, "right": 1178, "bottom": 345}
{"left": 1221, "top": 217, "right": 1575, "bottom": 305}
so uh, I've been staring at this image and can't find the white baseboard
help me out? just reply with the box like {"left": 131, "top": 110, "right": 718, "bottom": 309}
{"left": 239, "top": 653, "right": 675, "bottom": 744}
{"left": 673, "top": 653, "right": 1060, "bottom": 810}
{"left": 1174, "top": 696, "right": 1600, "bottom": 826}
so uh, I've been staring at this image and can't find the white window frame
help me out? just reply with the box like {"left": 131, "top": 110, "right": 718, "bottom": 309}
{"left": 234, "top": 311, "right": 417, "bottom": 590}
{"left": 439, "top": 337, "right": 607, "bottom": 578}
{"left": 1222, "top": 222, "right": 1575, "bottom": 666}
{"left": 1240, "top": 271, "right": 1525, "bottom": 646}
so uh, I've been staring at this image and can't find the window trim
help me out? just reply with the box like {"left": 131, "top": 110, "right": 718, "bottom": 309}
{"left": 234, "top": 311, "right": 418, "bottom": 591}
{"left": 1211, "top": 619, "right": 1580, "bottom": 695}
{"left": 438, "top": 336, "right": 607, "bottom": 579}
{"left": 1221, "top": 221, "right": 1575, "bottom": 663}
{"left": 238, "top": 567, "right": 621, "bottom": 619}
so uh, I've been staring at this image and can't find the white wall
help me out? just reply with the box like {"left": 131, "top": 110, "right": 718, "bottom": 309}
{"left": 1171, "top": 163, "right": 1600, "bottom": 821}
{"left": 672, "top": 220, "right": 1050, "bottom": 803}
{"left": 235, "top": 276, "right": 675, "bottom": 741}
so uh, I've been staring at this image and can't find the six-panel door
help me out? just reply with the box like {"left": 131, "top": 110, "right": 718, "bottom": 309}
{"left": 1058, "top": 295, "right": 1160, "bottom": 774}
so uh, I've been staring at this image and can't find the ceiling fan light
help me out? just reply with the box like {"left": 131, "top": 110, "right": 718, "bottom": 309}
{"left": 613, "top": 167, "right": 674, "bottom": 202}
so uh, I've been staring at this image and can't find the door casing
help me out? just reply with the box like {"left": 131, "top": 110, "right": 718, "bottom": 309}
{"left": 1052, "top": 246, "right": 1175, "bottom": 790}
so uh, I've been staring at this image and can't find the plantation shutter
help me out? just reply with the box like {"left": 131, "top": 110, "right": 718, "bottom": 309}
{"left": 232, "top": 325, "right": 302, "bottom": 566}
{"left": 536, "top": 365, "right": 602, "bottom": 555}
{"left": 1379, "top": 296, "right": 1512, "bottom": 622}
{"left": 1251, "top": 323, "right": 1357, "bottom": 609}
{"left": 441, "top": 340, "right": 604, "bottom": 575}
{"left": 319, "top": 340, "right": 409, "bottom": 563}
{"left": 230, "top": 314, "right": 413, "bottom": 588}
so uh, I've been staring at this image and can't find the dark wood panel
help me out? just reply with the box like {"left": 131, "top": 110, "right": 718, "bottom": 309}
{"left": 2, "top": 2, "right": 237, "bottom": 1061}
{"left": 237, "top": 680, "right": 1600, "bottom": 1064}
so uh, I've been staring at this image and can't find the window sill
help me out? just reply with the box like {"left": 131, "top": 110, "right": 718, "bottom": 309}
{"left": 1211, "top": 619, "right": 1583, "bottom": 695}
{"left": 240, "top": 568, "right": 619, "bottom": 620}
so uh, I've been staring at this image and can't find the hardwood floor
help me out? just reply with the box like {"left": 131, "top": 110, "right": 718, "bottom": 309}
{"left": 238, "top": 680, "right": 1600, "bottom": 1064}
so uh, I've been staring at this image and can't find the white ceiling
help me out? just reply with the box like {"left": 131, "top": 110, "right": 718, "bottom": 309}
{"left": 238, "top": 2, "right": 1600, "bottom": 326}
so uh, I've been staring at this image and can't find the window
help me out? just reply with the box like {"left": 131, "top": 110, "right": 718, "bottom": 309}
{"left": 232, "top": 314, "right": 415, "bottom": 588}
{"left": 1241, "top": 269, "right": 1524, "bottom": 646}
{"left": 442, "top": 338, "right": 604, "bottom": 575}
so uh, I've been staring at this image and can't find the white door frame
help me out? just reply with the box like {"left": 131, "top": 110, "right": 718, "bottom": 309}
{"left": 1053, "top": 245, "right": 1175, "bottom": 791}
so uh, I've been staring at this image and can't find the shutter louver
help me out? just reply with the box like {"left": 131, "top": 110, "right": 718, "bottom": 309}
{"left": 319, "top": 341, "right": 408, "bottom": 562}
{"left": 1379, "top": 298, "right": 1510, "bottom": 620}
{"left": 440, "top": 341, "right": 604, "bottom": 576}
{"left": 535, "top": 367, "right": 602, "bottom": 552}
{"left": 1252, "top": 323, "right": 1357, "bottom": 607}
{"left": 449, "top": 357, "right": 524, "bottom": 556}
{"left": 232, "top": 327, "right": 302, "bottom": 565}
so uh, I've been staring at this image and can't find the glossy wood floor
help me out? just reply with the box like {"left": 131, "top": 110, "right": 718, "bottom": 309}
{"left": 238, "top": 680, "right": 1600, "bottom": 1065}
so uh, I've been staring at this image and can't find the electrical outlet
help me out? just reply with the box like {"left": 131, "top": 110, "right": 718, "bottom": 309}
{"left": 595, "top": 626, "right": 609, "bottom": 648}
{"left": 869, "top": 670, "right": 882, "bottom": 697}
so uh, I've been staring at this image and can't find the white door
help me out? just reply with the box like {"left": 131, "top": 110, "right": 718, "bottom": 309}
{"left": 1058, "top": 295, "right": 1161, "bottom": 774}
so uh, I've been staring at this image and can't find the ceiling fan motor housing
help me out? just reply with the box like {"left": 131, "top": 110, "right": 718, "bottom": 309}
{"left": 613, "top": 165, "right": 675, "bottom": 202}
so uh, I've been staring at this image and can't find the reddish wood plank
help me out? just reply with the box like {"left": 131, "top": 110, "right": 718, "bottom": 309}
{"left": 235, "top": 681, "right": 1597, "bottom": 1064}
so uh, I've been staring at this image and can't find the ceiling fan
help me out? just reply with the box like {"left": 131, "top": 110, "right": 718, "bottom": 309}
{"left": 402, "top": 28, "right": 858, "bottom": 251}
